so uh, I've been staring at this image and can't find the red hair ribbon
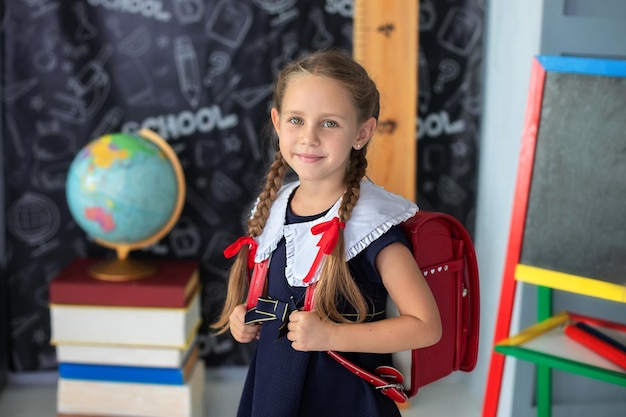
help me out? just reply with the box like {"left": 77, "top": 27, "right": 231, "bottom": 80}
{"left": 223, "top": 236, "right": 258, "bottom": 269}
{"left": 302, "top": 217, "right": 345, "bottom": 283}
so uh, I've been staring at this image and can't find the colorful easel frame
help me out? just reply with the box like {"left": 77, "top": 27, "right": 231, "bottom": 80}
{"left": 482, "top": 55, "right": 626, "bottom": 417}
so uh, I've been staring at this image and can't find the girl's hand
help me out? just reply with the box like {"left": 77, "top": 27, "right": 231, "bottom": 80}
{"left": 229, "top": 304, "right": 260, "bottom": 343}
{"left": 287, "top": 310, "right": 334, "bottom": 351}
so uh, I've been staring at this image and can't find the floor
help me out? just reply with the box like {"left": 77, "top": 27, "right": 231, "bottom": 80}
{"left": 0, "top": 367, "right": 483, "bottom": 417}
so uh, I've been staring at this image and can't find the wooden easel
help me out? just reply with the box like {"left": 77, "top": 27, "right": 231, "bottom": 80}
{"left": 482, "top": 56, "right": 626, "bottom": 417}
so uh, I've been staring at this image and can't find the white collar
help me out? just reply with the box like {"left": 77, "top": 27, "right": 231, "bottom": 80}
{"left": 253, "top": 180, "right": 418, "bottom": 287}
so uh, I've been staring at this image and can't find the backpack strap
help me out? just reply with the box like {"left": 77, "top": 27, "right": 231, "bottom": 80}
{"left": 301, "top": 285, "right": 409, "bottom": 403}
{"left": 325, "top": 351, "right": 408, "bottom": 403}
{"left": 246, "top": 259, "right": 270, "bottom": 310}
{"left": 245, "top": 260, "right": 409, "bottom": 403}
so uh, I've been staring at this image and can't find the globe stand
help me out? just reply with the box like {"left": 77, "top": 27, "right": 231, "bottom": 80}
{"left": 88, "top": 245, "right": 157, "bottom": 282}
{"left": 88, "top": 258, "right": 157, "bottom": 282}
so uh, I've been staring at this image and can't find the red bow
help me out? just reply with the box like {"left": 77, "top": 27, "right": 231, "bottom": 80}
{"left": 303, "top": 217, "right": 345, "bottom": 283}
{"left": 223, "top": 236, "right": 258, "bottom": 269}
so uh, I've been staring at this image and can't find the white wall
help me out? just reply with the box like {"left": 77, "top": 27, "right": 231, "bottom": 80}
{"left": 468, "top": 0, "right": 543, "bottom": 414}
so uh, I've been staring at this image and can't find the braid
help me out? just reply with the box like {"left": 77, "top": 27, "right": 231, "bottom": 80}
{"left": 316, "top": 149, "right": 370, "bottom": 323}
{"left": 212, "top": 151, "right": 287, "bottom": 334}
{"left": 339, "top": 150, "right": 368, "bottom": 222}
{"left": 248, "top": 152, "right": 288, "bottom": 237}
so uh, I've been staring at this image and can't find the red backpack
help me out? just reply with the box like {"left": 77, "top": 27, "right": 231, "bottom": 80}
{"left": 245, "top": 211, "right": 480, "bottom": 403}
{"left": 393, "top": 211, "right": 480, "bottom": 398}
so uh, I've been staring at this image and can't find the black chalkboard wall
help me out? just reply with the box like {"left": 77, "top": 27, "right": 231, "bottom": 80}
{"left": 520, "top": 71, "right": 626, "bottom": 283}
{"left": 1, "top": 1, "right": 483, "bottom": 372}
{"left": 0, "top": 267, "right": 7, "bottom": 389}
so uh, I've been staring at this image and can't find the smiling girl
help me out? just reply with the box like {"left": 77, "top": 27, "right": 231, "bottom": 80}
{"left": 213, "top": 50, "right": 441, "bottom": 417}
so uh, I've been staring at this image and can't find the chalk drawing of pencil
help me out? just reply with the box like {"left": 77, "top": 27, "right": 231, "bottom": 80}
{"left": 174, "top": 36, "right": 201, "bottom": 108}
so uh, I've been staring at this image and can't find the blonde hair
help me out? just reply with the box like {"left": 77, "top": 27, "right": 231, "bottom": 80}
{"left": 213, "top": 50, "right": 380, "bottom": 333}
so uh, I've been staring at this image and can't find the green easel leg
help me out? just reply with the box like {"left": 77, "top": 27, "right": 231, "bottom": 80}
{"left": 537, "top": 286, "right": 553, "bottom": 417}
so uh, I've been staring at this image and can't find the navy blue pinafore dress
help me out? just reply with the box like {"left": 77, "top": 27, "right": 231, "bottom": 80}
{"left": 236, "top": 207, "right": 406, "bottom": 417}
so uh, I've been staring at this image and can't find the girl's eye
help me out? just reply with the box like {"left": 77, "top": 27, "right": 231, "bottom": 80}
{"left": 322, "top": 120, "right": 337, "bottom": 128}
{"left": 288, "top": 117, "right": 303, "bottom": 125}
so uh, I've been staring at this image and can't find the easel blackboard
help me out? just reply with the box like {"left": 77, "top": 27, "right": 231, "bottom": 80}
{"left": 483, "top": 55, "right": 626, "bottom": 417}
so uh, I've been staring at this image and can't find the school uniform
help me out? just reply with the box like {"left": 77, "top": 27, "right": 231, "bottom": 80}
{"left": 237, "top": 181, "right": 417, "bottom": 417}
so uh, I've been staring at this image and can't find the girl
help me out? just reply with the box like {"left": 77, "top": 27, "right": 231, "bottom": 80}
{"left": 213, "top": 50, "right": 442, "bottom": 417}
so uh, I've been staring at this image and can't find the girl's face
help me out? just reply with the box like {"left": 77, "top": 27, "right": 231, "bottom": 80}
{"left": 271, "top": 74, "right": 375, "bottom": 188}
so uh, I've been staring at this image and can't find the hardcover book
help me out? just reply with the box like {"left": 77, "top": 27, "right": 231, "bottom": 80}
{"left": 55, "top": 337, "right": 198, "bottom": 368}
{"left": 57, "top": 360, "right": 205, "bottom": 417}
{"left": 58, "top": 345, "right": 200, "bottom": 385}
{"left": 50, "top": 290, "right": 201, "bottom": 348}
{"left": 49, "top": 258, "right": 199, "bottom": 308}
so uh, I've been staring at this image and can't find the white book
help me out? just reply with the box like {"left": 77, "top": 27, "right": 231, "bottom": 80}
{"left": 55, "top": 338, "right": 197, "bottom": 368}
{"left": 57, "top": 360, "right": 205, "bottom": 417}
{"left": 50, "top": 291, "right": 200, "bottom": 348}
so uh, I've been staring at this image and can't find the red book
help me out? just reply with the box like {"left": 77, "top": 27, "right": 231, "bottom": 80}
{"left": 50, "top": 258, "right": 199, "bottom": 308}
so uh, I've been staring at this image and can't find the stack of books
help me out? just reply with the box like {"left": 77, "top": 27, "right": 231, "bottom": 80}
{"left": 49, "top": 258, "right": 204, "bottom": 417}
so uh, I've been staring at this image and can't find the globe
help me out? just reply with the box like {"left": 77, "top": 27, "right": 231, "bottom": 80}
{"left": 66, "top": 129, "right": 185, "bottom": 281}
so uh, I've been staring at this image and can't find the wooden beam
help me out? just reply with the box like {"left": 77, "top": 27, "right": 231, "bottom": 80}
{"left": 353, "top": 0, "right": 418, "bottom": 201}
